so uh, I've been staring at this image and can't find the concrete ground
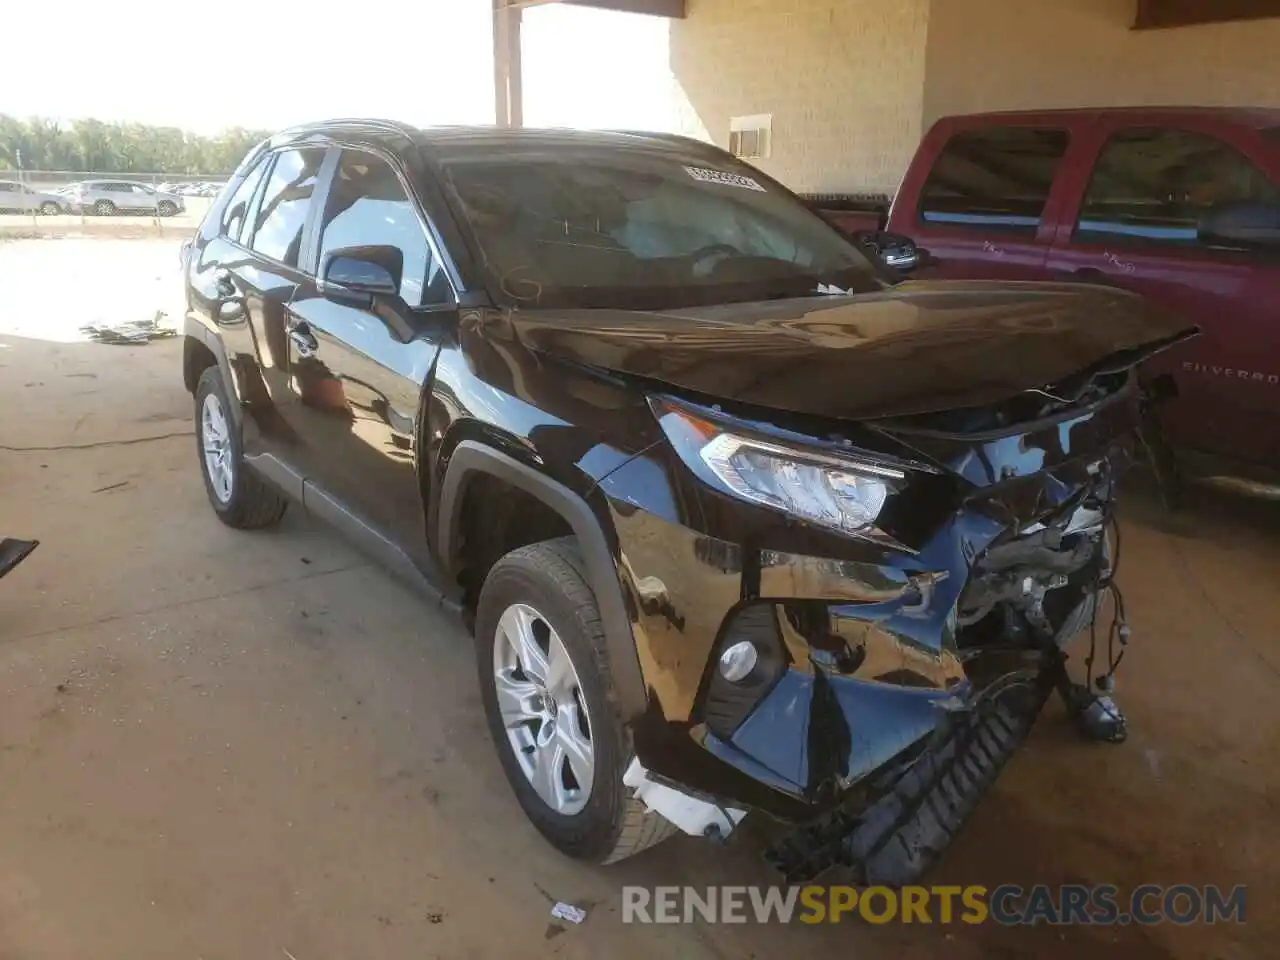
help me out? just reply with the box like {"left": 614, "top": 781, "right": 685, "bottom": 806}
{"left": 0, "top": 239, "right": 1276, "bottom": 959}
{"left": 0, "top": 198, "right": 211, "bottom": 240}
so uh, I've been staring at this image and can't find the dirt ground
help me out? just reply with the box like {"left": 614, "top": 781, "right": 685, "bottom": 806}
{"left": 0, "top": 239, "right": 1276, "bottom": 959}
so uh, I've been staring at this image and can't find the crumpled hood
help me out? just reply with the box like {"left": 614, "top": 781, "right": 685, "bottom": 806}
{"left": 508, "top": 280, "right": 1197, "bottom": 421}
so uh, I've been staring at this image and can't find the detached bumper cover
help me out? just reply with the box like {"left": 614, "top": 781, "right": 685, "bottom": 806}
{"left": 766, "top": 669, "right": 1052, "bottom": 884}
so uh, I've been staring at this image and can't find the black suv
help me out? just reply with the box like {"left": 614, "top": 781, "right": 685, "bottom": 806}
{"left": 182, "top": 120, "right": 1192, "bottom": 883}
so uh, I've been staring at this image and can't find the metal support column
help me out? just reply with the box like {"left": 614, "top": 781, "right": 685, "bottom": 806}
{"left": 493, "top": 1, "right": 524, "bottom": 128}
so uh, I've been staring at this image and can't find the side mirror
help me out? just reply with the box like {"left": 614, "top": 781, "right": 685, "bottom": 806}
{"left": 855, "top": 230, "right": 921, "bottom": 272}
{"left": 1198, "top": 201, "right": 1280, "bottom": 251}
{"left": 318, "top": 245, "right": 402, "bottom": 301}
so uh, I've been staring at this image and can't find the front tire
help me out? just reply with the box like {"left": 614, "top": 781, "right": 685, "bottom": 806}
{"left": 92, "top": 199, "right": 115, "bottom": 216}
{"left": 475, "top": 538, "right": 674, "bottom": 864}
{"left": 158, "top": 199, "right": 177, "bottom": 217}
{"left": 39, "top": 201, "right": 60, "bottom": 216}
{"left": 194, "top": 366, "right": 287, "bottom": 529}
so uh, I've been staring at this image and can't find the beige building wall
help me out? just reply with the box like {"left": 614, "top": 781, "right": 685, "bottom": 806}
{"left": 664, "top": 0, "right": 1280, "bottom": 194}
{"left": 669, "top": 0, "right": 931, "bottom": 194}
{"left": 924, "top": 0, "right": 1280, "bottom": 126}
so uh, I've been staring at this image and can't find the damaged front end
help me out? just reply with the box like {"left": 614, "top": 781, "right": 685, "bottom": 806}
{"left": 768, "top": 481, "right": 1123, "bottom": 886}
{"left": 600, "top": 368, "right": 1143, "bottom": 887}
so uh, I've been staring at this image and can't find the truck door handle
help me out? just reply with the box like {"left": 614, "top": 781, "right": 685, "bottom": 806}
{"left": 288, "top": 322, "right": 319, "bottom": 359}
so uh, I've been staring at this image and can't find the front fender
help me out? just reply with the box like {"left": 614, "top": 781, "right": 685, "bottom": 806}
{"left": 436, "top": 440, "right": 649, "bottom": 723}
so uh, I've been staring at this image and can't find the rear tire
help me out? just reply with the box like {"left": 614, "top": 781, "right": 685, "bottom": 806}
{"left": 194, "top": 366, "right": 287, "bottom": 530}
{"left": 475, "top": 537, "right": 674, "bottom": 864}
{"left": 39, "top": 201, "right": 60, "bottom": 216}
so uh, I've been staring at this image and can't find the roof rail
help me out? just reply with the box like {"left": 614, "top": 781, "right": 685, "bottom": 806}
{"left": 609, "top": 129, "right": 718, "bottom": 151}
{"left": 275, "top": 117, "right": 421, "bottom": 141}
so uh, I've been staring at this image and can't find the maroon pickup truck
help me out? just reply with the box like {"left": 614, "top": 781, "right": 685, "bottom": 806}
{"left": 842, "top": 107, "right": 1280, "bottom": 482}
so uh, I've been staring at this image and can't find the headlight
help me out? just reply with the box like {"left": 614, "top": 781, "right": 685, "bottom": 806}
{"left": 651, "top": 398, "right": 907, "bottom": 545}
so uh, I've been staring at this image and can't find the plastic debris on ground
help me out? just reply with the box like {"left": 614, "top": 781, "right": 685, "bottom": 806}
{"left": 81, "top": 310, "right": 178, "bottom": 345}
{"left": 550, "top": 902, "right": 587, "bottom": 925}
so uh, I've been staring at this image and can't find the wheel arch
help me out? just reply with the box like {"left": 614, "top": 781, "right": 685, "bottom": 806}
{"left": 182, "top": 317, "right": 242, "bottom": 429}
{"left": 438, "top": 440, "right": 648, "bottom": 721}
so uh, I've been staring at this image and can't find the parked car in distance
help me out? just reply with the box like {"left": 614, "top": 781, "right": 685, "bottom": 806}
{"left": 182, "top": 120, "right": 1191, "bottom": 884}
{"left": 0, "top": 180, "right": 68, "bottom": 214}
{"left": 67, "top": 179, "right": 186, "bottom": 216}
{"left": 877, "top": 106, "right": 1280, "bottom": 484}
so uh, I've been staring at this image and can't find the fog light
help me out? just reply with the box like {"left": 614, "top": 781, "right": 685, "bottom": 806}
{"left": 719, "top": 641, "right": 759, "bottom": 683}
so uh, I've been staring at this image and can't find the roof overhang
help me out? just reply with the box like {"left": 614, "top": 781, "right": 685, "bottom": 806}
{"left": 1134, "top": 0, "right": 1280, "bottom": 29}
{"left": 501, "top": 0, "right": 684, "bottom": 16}
{"left": 562, "top": 0, "right": 684, "bottom": 16}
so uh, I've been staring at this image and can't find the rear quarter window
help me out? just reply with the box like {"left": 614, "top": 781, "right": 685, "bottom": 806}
{"left": 919, "top": 127, "right": 1070, "bottom": 232}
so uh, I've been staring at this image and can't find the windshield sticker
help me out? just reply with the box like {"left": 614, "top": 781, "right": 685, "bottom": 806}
{"left": 684, "top": 165, "right": 766, "bottom": 192}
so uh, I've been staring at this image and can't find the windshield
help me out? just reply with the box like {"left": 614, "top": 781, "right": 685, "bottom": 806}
{"left": 436, "top": 144, "right": 881, "bottom": 309}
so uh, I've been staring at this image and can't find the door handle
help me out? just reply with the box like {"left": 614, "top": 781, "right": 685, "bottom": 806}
{"left": 211, "top": 270, "right": 245, "bottom": 326}
{"left": 288, "top": 322, "right": 319, "bottom": 359}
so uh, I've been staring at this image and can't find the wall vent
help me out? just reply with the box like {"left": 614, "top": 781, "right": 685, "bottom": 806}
{"left": 728, "top": 114, "right": 772, "bottom": 160}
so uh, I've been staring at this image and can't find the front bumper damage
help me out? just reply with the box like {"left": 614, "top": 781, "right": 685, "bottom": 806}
{"left": 593, "top": 392, "right": 1134, "bottom": 885}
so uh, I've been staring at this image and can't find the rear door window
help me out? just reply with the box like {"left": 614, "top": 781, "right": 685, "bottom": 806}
{"left": 1076, "top": 127, "right": 1280, "bottom": 249}
{"left": 919, "top": 127, "right": 1070, "bottom": 232}
{"left": 249, "top": 148, "right": 327, "bottom": 266}
{"left": 221, "top": 157, "right": 270, "bottom": 243}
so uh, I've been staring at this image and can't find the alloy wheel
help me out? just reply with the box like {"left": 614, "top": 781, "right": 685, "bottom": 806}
{"left": 492, "top": 603, "right": 595, "bottom": 816}
{"left": 201, "top": 392, "right": 234, "bottom": 504}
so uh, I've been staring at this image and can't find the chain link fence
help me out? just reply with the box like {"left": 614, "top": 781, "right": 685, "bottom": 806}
{"left": 0, "top": 169, "right": 229, "bottom": 237}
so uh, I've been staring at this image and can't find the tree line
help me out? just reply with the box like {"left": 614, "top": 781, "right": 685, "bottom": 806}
{"left": 0, "top": 115, "right": 273, "bottom": 175}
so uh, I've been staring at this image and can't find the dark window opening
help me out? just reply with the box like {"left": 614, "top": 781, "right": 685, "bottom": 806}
{"left": 1076, "top": 127, "right": 1280, "bottom": 249}
{"left": 919, "top": 127, "right": 1070, "bottom": 232}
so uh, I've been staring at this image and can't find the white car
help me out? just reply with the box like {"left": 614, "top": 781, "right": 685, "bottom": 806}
{"left": 67, "top": 180, "right": 186, "bottom": 217}
{"left": 0, "top": 181, "right": 68, "bottom": 215}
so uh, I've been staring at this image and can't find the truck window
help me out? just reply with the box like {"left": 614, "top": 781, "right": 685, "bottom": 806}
{"left": 1076, "top": 128, "right": 1280, "bottom": 248}
{"left": 918, "top": 128, "right": 1069, "bottom": 232}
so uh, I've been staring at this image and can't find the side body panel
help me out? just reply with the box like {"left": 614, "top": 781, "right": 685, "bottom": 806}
{"left": 1044, "top": 112, "right": 1280, "bottom": 468}
{"left": 281, "top": 292, "right": 443, "bottom": 571}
